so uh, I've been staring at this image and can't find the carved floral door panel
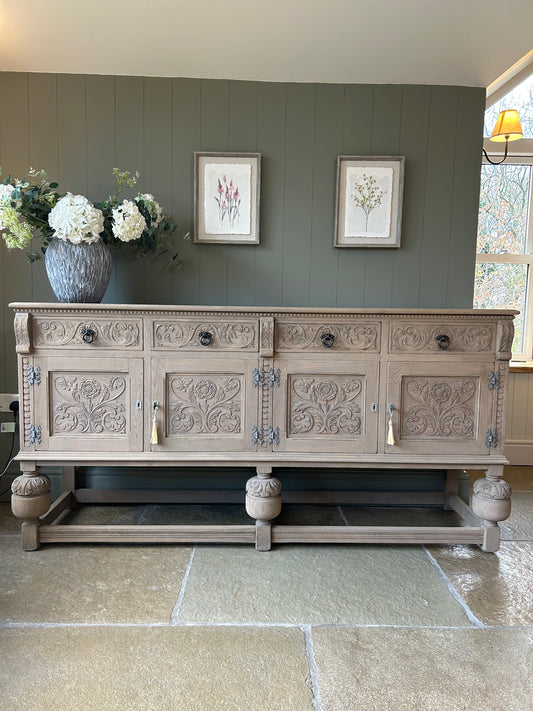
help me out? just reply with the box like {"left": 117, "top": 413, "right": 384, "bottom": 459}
{"left": 386, "top": 362, "right": 495, "bottom": 455}
{"left": 151, "top": 358, "right": 258, "bottom": 452}
{"left": 271, "top": 360, "right": 379, "bottom": 453}
{"left": 32, "top": 357, "right": 144, "bottom": 452}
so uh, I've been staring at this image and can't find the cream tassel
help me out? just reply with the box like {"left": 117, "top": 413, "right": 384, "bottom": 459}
{"left": 387, "top": 409, "right": 395, "bottom": 446}
{"left": 150, "top": 402, "right": 159, "bottom": 445}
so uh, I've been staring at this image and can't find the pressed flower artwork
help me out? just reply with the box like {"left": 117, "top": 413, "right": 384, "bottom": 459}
{"left": 335, "top": 156, "right": 405, "bottom": 248}
{"left": 345, "top": 167, "right": 392, "bottom": 238}
{"left": 205, "top": 163, "right": 251, "bottom": 235}
{"left": 195, "top": 152, "right": 260, "bottom": 244}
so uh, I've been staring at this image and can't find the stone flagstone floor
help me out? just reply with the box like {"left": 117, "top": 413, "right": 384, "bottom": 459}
{"left": 1, "top": 467, "right": 532, "bottom": 710}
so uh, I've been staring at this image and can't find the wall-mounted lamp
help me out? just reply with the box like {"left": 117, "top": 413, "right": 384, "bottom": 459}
{"left": 483, "top": 109, "right": 523, "bottom": 164}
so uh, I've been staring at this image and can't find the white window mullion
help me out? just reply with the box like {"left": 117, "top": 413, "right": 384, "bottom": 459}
{"left": 476, "top": 254, "right": 533, "bottom": 265}
{"left": 523, "top": 182, "right": 533, "bottom": 358}
{"left": 477, "top": 71, "right": 532, "bottom": 359}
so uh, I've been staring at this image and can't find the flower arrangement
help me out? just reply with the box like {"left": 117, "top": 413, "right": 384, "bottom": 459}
{"left": 0, "top": 167, "right": 184, "bottom": 268}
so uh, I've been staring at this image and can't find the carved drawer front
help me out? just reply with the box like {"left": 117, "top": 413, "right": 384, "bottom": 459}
{"left": 389, "top": 320, "right": 496, "bottom": 354}
{"left": 33, "top": 316, "right": 143, "bottom": 350}
{"left": 151, "top": 358, "right": 258, "bottom": 452}
{"left": 275, "top": 320, "right": 381, "bottom": 353}
{"left": 386, "top": 362, "right": 494, "bottom": 456}
{"left": 152, "top": 318, "right": 259, "bottom": 352}
{"left": 271, "top": 360, "right": 379, "bottom": 453}
{"left": 31, "top": 357, "right": 144, "bottom": 452}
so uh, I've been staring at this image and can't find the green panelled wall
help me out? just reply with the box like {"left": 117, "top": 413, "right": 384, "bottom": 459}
{"left": 0, "top": 74, "right": 485, "bottom": 497}
{"left": 1, "top": 73, "right": 485, "bottom": 393}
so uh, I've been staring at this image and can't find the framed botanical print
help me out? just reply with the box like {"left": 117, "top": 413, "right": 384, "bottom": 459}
{"left": 334, "top": 156, "right": 405, "bottom": 248}
{"left": 194, "top": 152, "right": 261, "bottom": 245}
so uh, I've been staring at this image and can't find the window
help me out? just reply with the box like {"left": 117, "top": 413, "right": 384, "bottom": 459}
{"left": 474, "top": 72, "right": 533, "bottom": 359}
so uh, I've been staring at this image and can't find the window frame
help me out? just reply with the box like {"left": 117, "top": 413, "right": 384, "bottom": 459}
{"left": 476, "top": 63, "right": 533, "bottom": 360}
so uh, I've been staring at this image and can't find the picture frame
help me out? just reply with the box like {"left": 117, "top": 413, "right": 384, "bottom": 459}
{"left": 334, "top": 156, "right": 405, "bottom": 248}
{"left": 194, "top": 152, "right": 261, "bottom": 245}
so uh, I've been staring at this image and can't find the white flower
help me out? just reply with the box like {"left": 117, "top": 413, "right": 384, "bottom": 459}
{"left": 0, "top": 183, "right": 15, "bottom": 206}
{"left": 0, "top": 206, "right": 33, "bottom": 248}
{"left": 112, "top": 199, "right": 147, "bottom": 242}
{"left": 48, "top": 193, "right": 104, "bottom": 244}
{"left": 135, "top": 193, "right": 163, "bottom": 227}
{"left": 0, "top": 184, "right": 20, "bottom": 229}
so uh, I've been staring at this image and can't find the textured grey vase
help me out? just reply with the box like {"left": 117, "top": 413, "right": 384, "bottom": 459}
{"left": 45, "top": 238, "right": 112, "bottom": 303}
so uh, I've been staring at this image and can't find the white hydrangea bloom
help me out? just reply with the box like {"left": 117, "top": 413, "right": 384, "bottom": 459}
{"left": 135, "top": 193, "right": 163, "bottom": 227}
{"left": 0, "top": 183, "right": 15, "bottom": 205}
{"left": 48, "top": 193, "right": 104, "bottom": 244}
{"left": 112, "top": 199, "right": 147, "bottom": 242}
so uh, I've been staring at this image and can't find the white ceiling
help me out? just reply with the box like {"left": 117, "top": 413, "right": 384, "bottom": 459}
{"left": 0, "top": 0, "right": 532, "bottom": 88}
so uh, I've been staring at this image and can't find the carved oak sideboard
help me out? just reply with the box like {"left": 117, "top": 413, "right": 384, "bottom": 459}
{"left": 9, "top": 303, "right": 516, "bottom": 552}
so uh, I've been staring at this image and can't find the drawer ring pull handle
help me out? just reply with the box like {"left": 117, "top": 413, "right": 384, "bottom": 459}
{"left": 435, "top": 334, "right": 450, "bottom": 350}
{"left": 81, "top": 328, "right": 96, "bottom": 344}
{"left": 199, "top": 331, "right": 213, "bottom": 346}
{"left": 321, "top": 333, "right": 335, "bottom": 348}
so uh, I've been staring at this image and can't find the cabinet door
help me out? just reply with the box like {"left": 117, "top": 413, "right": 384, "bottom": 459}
{"left": 272, "top": 360, "right": 379, "bottom": 454}
{"left": 386, "top": 362, "right": 494, "bottom": 456}
{"left": 32, "top": 356, "right": 144, "bottom": 452}
{"left": 151, "top": 358, "right": 258, "bottom": 452}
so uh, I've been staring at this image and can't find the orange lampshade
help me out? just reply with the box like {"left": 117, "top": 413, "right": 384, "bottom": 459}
{"left": 490, "top": 109, "right": 523, "bottom": 143}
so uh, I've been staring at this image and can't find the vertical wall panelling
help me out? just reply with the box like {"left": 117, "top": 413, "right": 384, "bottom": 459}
{"left": 85, "top": 75, "right": 117, "bottom": 302}
{"left": 0, "top": 73, "right": 32, "bottom": 390}
{"left": 227, "top": 81, "right": 258, "bottom": 305}
{"left": 254, "top": 82, "right": 286, "bottom": 306}
{"left": 0, "top": 72, "right": 487, "bottom": 392}
{"left": 198, "top": 80, "right": 230, "bottom": 305}
{"left": 309, "top": 84, "right": 344, "bottom": 306}
{"left": 171, "top": 78, "right": 202, "bottom": 305}
{"left": 336, "top": 84, "right": 374, "bottom": 307}
{"left": 113, "top": 76, "right": 145, "bottom": 304}
{"left": 446, "top": 87, "right": 485, "bottom": 307}
{"left": 418, "top": 87, "right": 458, "bottom": 306}
{"left": 57, "top": 75, "right": 88, "bottom": 195}
{"left": 505, "top": 372, "right": 533, "bottom": 464}
{"left": 143, "top": 77, "right": 173, "bottom": 305}
{"left": 86, "top": 76, "right": 116, "bottom": 201}
{"left": 27, "top": 73, "right": 58, "bottom": 304}
{"left": 504, "top": 372, "right": 533, "bottom": 464}
{"left": 393, "top": 85, "right": 431, "bottom": 307}
{"left": 282, "top": 83, "right": 316, "bottom": 306}
{"left": 364, "top": 85, "right": 402, "bottom": 307}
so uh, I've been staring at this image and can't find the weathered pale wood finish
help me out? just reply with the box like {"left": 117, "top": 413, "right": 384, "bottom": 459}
{"left": 9, "top": 303, "right": 515, "bottom": 552}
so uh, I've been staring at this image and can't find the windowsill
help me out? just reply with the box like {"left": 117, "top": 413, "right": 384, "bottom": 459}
{"left": 510, "top": 361, "right": 533, "bottom": 373}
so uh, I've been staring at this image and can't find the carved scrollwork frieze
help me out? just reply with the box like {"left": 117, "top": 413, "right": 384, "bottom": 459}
{"left": 390, "top": 323, "right": 495, "bottom": 353}
{"left": 34, "top": 318, "right": 142, "bottom": 349}
{"left": 276, "top": 322, "right": 380, "bottom": 352}
{"left": 153, "top": 320, "right": 258, "bottom": 351}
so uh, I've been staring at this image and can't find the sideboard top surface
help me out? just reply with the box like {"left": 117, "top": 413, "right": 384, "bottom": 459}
{"left": 9, "top": 303, "right": 519, "bottom": 318}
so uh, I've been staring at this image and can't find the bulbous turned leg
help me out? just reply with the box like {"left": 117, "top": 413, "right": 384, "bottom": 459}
{"left": 471, "top": 466, "right": 511, "bottom": 553}
{"left": 11, "top": 470, "right": 51, "bottom": 551}
{"left": 245, "top": 465, "right": 282, "bottom": 551}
